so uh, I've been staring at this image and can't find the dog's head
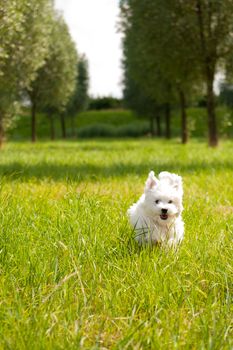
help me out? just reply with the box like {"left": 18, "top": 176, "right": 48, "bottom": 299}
{"left": 144, "top": 171, "right": 183, "bottom": 225}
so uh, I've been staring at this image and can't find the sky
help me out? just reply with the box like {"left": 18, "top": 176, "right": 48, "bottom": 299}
{"left": 55, "top": 0, "right": 123, "bottom": 98}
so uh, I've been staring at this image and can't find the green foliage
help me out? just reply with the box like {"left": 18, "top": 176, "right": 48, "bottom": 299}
{"left": 0, "top": 0, "right": 52, "bottom": 134}
{"left": 123, "top": 69, "right": 159, "bottom": 118}
{"left": 120, "top": 0, "right": 202, "bottom": 142}
{"left": 0, "top": 0, "right": 52, "bottom": 89}
{"left": 120, "top": 0, "right": 233, "bottom": 145}
{"left": 0, "top": 139, "right": 232, "bottom": 348}
{"left": 88, "top": 97, "right": 123, "bottom": 110}
{"left": 77, "top": 123, "right": 116, "bottom": 137}
{"left": 77, "top": 109, "right": 135, "bottom": 127}
{"left": 219, "top": 83, "right": 233, "bottom": 108}
{"left": 29, "top": 13, "right": 78, "bottom": 113}
{"left": 77, "top": 122, "right": 149, "bottom": 138}
{"left": 121, "top": 0, "right": 194, "bottom": 105}
{"left": 65, "top": 55, "right": 89, "bottom": 116}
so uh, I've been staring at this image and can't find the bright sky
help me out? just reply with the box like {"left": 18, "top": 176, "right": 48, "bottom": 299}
{"left": 55, "top": 0, "right": 123, "bottom": 98}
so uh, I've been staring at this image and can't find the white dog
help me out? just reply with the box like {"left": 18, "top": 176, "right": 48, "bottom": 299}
{"left": 128, "top": 171, "right": 184, "bottom": 246}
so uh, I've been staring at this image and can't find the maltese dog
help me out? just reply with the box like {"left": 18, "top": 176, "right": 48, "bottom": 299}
{"left": 128, "top": 171, "right": 184, "bottom": 247}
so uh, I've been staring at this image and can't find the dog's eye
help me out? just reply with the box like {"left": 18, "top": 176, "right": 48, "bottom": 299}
{"left": 155, "top": 200, "right": 160, "bottom": 204}
{"left": 168, "top": 200, "right": 173, "bottom": 204}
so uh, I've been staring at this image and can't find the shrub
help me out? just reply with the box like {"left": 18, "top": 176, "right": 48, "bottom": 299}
{"left": 77, "top": 123, "right": 116, "bottom": 138}
{"left": 77, "top": 122, "right": 150, "bottom": 138}
{"left": 116, "top": 122, "right": 150, "bottom": 137}
{"left": 88, "top": 97, "right": 123, "bottom": 110}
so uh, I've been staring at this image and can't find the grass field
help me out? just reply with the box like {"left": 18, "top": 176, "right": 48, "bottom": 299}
{"left": 0, "top": 139, "right": 233, "bottom": 349}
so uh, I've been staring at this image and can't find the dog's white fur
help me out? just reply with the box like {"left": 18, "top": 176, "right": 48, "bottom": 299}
{"left": 128, "top": 171, "right": 184, "bottom": 246}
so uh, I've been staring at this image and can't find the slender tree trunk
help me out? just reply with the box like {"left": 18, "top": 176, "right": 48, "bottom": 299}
{"left": 31, "top": 101, "right": 36, "bottom": 143}
{"left": 156, "top": 115, "right": 161, "bottom": 137}
{"left": 206, "top": 74, "right": 218, "bottom": 147}
{"left": 196, "top": 0, "right": 218, "bottom": 147}
{"left": 60, "top": 113, "right": 66, "bottom": 139}
{"left": 50, "top": 115, "right": 55, "bottom": 140}
{"left": 179, "top": 90, "right": 188, "bottom": 144}
{"left": 164, "top": 103, "right": 171, "bottom": 139}
{"left": 150, "top": 115, "right": 156, "bottom": 136}
{"left": 0, "top": 113, "right": 4, "bottom": 148}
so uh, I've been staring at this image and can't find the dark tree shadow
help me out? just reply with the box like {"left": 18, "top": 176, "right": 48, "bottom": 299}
{"left": 0, "top": 158, "right": 232, "bottom": 183}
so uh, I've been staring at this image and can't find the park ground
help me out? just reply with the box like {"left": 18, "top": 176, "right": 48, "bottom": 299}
{"left": 0, "top": 138, "right": 232, "bottom": 349}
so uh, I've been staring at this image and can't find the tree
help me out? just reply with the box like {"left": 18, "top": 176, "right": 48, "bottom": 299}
{"left": 156, "top": 0, "right": 202, "bottom": 144}
{"left": 120, "top": 1, "right": 171, "bottom": 139}
{"left": 121, "top": 0, "right": 233, "bottom": 146}
{"left": 174, "top": 0, "right": 233, "bottom": 146}
{"left": 27, "top": 12, "right": 78, "bottom": 141}
{"left": 123, "top": 66, "right": 162, "bottom": 137}
{"left": 65, "top": 55, "right": 89, "bottom": 137}
{"left": 121, "top": 1, "right": 179, "bottom": 140}
{"left": 120, "top": 0, "right": 201, "bottom": 144}
{"left": 0, "top": 0, "right": 52, "bottom": 146}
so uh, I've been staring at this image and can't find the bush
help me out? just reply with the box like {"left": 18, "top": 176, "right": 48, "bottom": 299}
{"left": 77, "top": 124, "right": 116, "bottom": 138}
{"left": 88, "top": 97, "right": 123, "bottom": 110}
{"left": 77, "top": 109, "right": 136, "bottom": 127}
{"left": 77, "top": 122, "right": 150, "bottom": 138}
{"left": 117, "top": 122, "right": 150, "bottom": 137}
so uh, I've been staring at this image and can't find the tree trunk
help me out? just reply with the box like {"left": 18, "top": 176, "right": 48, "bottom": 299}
{"left": 196, "top": 0, "right": 218, "bottom": 147}
{"left": 150, "top": 115, "right": 156, "bottom": 136}
{"left": 60, "top": 113, "right": 66, "bottom": 139}
{"left": 179, "top": 90, "right": 188, "bottom": 144}
{"left": 31, "top": 101, "right": 36, "bottom": 143}
{"left": 206, "top": 75, "right": 218, "bottom": 147}
{"left": 50, "top": 115, "right": 55, "bottom": 140}
{"left": 0, "top": 113, "right": 4, "bottom": 148}
{"left": 164, "top": 103, "right": 171, "bottom": 139}
{"left": 156, "top": 115, "right": 161, "bottom": 137}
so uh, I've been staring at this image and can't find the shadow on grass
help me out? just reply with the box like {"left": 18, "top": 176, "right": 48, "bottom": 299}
{"left": 0, "top": 158, "right": 232, "bottom": 182}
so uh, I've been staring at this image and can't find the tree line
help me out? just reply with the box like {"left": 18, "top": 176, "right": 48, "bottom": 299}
{"left": 0, "top": 0, "right": 89, "bottom": 145}
{"left": 120, "top": 0, "right": 233, "bottom": 146}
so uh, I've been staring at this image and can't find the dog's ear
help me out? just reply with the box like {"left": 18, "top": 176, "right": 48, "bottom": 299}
{"left": 172, "top": 175, "right": 183, "bottom": 194}
{"left": 159, "top": 172, "right": 183, "bottom": 194}
{"left": 145, "top": 171, "right": 158, "bottom": 191}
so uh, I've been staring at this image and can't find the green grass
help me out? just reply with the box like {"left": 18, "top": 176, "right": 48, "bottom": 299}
{"left": 0, "top": 139, "right": 233, "bottom": 349}
{"left": 76, "top": 109, "right": 136, "bottom": 127}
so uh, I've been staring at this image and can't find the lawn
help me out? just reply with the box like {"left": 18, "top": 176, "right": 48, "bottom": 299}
{"left": 0, "top": 139, "right": 233, "bottom": 349}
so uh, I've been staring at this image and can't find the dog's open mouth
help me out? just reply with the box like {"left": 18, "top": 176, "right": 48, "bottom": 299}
{"left": 160, "top": 214, "right": 168, "bottom": 220}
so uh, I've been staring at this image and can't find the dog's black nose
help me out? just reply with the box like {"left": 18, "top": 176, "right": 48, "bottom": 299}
{"left": 161, "top": 208, "right": 168, "bottom": 214}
